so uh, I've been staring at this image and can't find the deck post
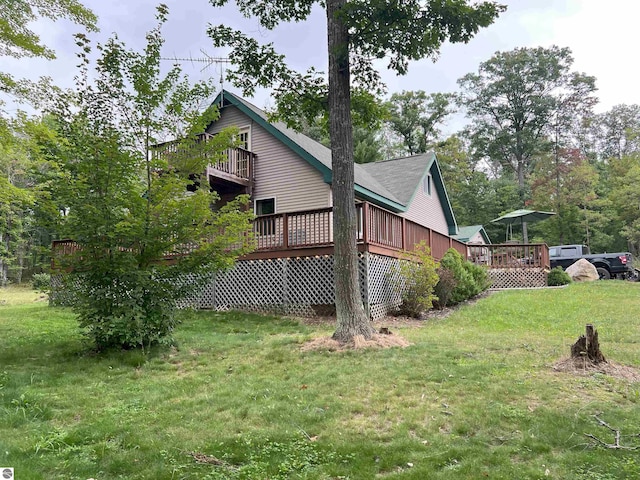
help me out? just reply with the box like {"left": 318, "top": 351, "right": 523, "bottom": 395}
{"left": 362, "top": 202, "right": 369, "bottom": 244}
{"left": 401, "top": 217, "right": 406, "bottom": 250}
{"left": 282, "top": 212, "right": 289, "bottom": 249}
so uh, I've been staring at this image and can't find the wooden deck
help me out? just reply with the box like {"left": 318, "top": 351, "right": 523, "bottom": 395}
{"left": 51, "top": 202, "right": 467, "bottom": 266}
{"left": 51, "top": 202, "right": 550, "bottom": 270}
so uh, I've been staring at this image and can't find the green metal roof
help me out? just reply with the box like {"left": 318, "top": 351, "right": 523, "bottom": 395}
{"left": 453, "top": 225, "right": 491, "bottom": 244}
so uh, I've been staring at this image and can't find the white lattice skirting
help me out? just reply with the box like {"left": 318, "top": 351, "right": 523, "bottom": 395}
{"left": 196, "top": 253, "right": 402, "bottom": 320}
{"left": 51, "top": 253, "right": 404, "bottom": 320}
{"left": 487, "top": 267, "right": 547, "bottom": 289}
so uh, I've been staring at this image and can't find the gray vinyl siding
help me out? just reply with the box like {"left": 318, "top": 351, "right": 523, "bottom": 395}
{"left": 400, "top": 175, "right": 449, "bottom": 235}
{"left": 207, "top": 106, "right": 331, "bottom": 213}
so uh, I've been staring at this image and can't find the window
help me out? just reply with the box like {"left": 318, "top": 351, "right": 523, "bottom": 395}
{"left": 255, "top": 198, "right": 276, "bottom": 235}
{"left": 423, "top": 174, "right": 432, "bottom": 196}
{"left": 238, "top": 126, "right": 251, "bottom": 151}
{"left": 255, "top": 198, "right": 275, "bottom": 215}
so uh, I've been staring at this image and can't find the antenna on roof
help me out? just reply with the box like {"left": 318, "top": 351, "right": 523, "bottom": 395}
{"left": 161, "top": 49, "right": 231, "bottom": 102}
{"left": 161, "top": 49, "right": 230, "bottom": 72}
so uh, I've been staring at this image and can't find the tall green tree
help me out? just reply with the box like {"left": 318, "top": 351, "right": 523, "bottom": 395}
{"left": 458, "top": 46, "right": 597, "bottom": 240}
{"left": 0, "top": 0, "right": 97, "bottom": 93}
{"left": 530, "top": 148, "right": 600, "bottom": 246}
{"left": 435, "top": 135, "right": 519, "bottom": 242}
{"left": 0, "top": 118, "right": 34, "bottom": 285}
{"left": 0, "top": 0, "right": 96, "bottom": 285}
{"left": 209, "top": 0, "right": 505, "bottom": 342}
{"left": 51, "top": 6, "right": 253, "bottom": 350}
{"left": 0, "top": 113, "right": 62, "bottom": 285}
{"left": 386, "top": 90, "right": 455, "bottom": 155}
{"left": 595, "top": 104, "right": 640, "bottom": 160}
{"left": 607, "top": 154, "right": 640, "bottom": 255}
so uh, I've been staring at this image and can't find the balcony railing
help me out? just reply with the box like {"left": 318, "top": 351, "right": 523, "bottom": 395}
{"left": 207, "top": 147, "right": 254, "bottom": 182}
{"left": 52, "top": 203, "right": 469, "bottom": 267}
{"left": 153, "top": 133, "right": 255, "bottom": 182}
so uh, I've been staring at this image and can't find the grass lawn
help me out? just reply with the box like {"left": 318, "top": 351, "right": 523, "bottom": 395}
{"left": 1, "top": 282, "right": 640, "bottom": 479}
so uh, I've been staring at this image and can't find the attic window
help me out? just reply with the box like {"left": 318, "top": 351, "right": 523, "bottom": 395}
{"left": 423, "top": 174, "right": 432, "bottom": 196}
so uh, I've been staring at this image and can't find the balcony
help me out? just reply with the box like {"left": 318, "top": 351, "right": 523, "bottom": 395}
{"left": 153, "top": 133, "right": 255, "bottom": 191}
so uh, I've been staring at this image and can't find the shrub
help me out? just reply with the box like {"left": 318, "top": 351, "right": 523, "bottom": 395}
{"left": 438, "top": 248, "right": 491, "bottom": 306}
{"left": 395, "top": 241, "right": 440, "bottom": 318}
{"left": 31, "top": 273, "right": 50, "bottom": 293}
{"left": 73, "top": 268, "right": 198, "bottom": 350}
{"left": 433, "top": 267, "right": 457, "bottom": 310}
{"left": 547, "top": 266, "right": 571, "bottom": 286}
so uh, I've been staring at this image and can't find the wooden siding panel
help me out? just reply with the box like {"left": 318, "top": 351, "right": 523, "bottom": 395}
{"left": 207, "top": 106, "right": 331, "bottom": 213}
{"left": 400, "top": 175, "right": 449, "bottom": 235}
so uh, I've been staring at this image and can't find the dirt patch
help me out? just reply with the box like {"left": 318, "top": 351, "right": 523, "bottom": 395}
{"left": 553, "top": 357, "right": 640, "bottom": 382}
{"left": 301, "top": 332, "right": 412, "bottom": 352}
{"left": 298, "top": 315, "right": 427, "bottom": 329}
{"left": 297, "top": 291, "right": 494, "bottom": 329}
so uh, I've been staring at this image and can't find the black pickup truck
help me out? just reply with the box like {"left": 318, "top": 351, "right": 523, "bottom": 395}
{"left": 549, "top": 244, "right": 636, "bottom": 280}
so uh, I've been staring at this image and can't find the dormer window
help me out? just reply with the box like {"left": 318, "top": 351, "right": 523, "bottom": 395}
{"left": 423, "top": 174, "right": 432, "bottom": 196}
{"left": 238, "top": 126, "right": 251, "bottom": 151}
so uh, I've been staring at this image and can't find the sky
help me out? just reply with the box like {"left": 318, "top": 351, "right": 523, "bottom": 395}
{"left": 5, "top": 0, "right": 640, "bottom": 129}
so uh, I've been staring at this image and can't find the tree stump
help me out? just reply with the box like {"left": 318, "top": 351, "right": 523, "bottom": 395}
{"left": 571, "top": 324, "right": 606, "bottom": 364}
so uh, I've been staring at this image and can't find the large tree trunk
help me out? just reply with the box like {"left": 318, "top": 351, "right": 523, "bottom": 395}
{"left": 326, "top": 0, "right": 375, "bottom": 342}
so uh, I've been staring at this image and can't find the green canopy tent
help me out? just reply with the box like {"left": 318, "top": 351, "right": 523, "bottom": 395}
{"left": 491, "top": 209, "right": 555, "bottom": 243}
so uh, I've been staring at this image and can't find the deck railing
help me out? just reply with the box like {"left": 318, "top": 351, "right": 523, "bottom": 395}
{"left": 468, "top": 243, "right": 550, "bottom": 269}
{"left": 251, "top": 202, "right": 467, "bottom": 260}
{"left": 51, "top": 202, "right": 469, "bottom": 266}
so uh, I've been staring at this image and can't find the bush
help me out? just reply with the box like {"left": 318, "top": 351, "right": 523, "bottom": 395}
{"left": 433, "top": 267, "right": 457, "bottom": 309}
{"left": 72, "top": 268, "right": 195, "bottom": 350}
{"left": 395, "top": 241, "right": 440, "bottom": 318}
{"left": 547, "top": 266, "right": 571, "bottom": 286}
{"left": 31, "top": 273, "right": 50, "bottom": 292}
{"left": 438, "top": 248, "right": 491, "bottom": 306}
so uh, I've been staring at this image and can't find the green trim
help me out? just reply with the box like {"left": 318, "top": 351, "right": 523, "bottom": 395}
{"left": 430, "top": 158, "right": 459, "bottom": 236}
{"left": 355, "top": 185, "right": 406, "bottom": 212}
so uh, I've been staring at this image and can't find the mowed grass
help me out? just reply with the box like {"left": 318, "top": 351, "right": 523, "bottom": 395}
{"left": 1, "top": 282, "right": 639, "bottom": 479}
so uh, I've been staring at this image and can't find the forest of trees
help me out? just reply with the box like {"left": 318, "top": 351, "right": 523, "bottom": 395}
{"left": 0, "top": 4, "right": 640, "bottom": 285}
{"left": 3, "top": 38, "right": 640, "bottom": 287}
{"left": 294, "top": 47, "right": 640, "bottom": 256}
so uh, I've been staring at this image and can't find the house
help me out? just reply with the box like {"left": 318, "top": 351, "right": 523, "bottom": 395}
{"left": 204, "top": 89, "right": 458, "bottom": 238}
{"left": 181, "top": 90, "right": 467, "bottom": 318}
{"left": 51, "top": 90, "right": 550, "bottom": 314}
{"left": 51, "top": 91, "right": 549, "bottom": 312}
{"left": 454, "top": 225, "right": 491, "bottom": 245}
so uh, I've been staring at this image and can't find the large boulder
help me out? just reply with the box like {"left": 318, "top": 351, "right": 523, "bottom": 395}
{"left": 565, "top": 258, "right": 599, "bottom": 282}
